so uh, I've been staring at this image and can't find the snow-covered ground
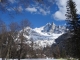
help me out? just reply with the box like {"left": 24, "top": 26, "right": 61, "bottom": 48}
{"left": 0, "top": 58, "right": 66, "bottom": 60}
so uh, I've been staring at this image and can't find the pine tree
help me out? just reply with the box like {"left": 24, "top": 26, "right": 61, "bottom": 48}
{"left": 65, "top": 0, "right": 80, "bottom": 58}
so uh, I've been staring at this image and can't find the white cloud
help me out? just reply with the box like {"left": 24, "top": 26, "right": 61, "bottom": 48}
{"left": 53, "top": 0, "right": 80, "bottom": 20}
{"left": 25, "top": 6, "right": 50, "bottom": 15}
{"left": 11, "top": 6, "right": 23, "bottom": 12}
{"left": 73, "top": 0, "right": 80, "bottom": 14}
{"left": 48, "top": 0, "right": 54, "bottom": 4}
{"left": 53, "top": 11, "right": 66, "bottom": 20}
{"left": 39, "top": 8, "right": 50, "bottom": 15}
{"left": 25, "top": 7, "right": 37, "bottom": 13}
{"left": 8, "top": 0, "right": 51, "bottom": 15}
{"left": 9, "top": 0, "right": 15, "bottom": 3}
{"left": 18, "top": 6, "right": 23, "bottom": 12}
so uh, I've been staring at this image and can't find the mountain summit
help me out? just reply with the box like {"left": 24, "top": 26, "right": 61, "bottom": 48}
{"left": 41, "top": 22, "right": 67, "bottom": 34}
{"left": 19, "top": 22, "right": 67, "bottom": 48}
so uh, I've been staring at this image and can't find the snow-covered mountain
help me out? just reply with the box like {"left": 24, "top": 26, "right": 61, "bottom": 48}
{"left": 19, "top": 22, "right": 67, "bottom": 48}
{"left": 42, "top": 22, "right": 67, "bottom": 34}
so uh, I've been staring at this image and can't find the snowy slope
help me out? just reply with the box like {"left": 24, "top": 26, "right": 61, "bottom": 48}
{"left": 19, "top": 22, "right": 67, "bottom": 48}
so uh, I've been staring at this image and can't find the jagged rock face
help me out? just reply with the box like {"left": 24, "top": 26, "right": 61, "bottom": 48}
{"left": 19, "top": 22, "right": 67, "bottom": 48}
{"left": 42, "top": 22, "right": 67, "bottom": 34}
{"left": 42, "top": 22, "right": 56, "bottom": 33}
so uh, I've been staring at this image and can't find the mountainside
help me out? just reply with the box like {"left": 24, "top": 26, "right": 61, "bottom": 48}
{"left": 51, "top": 32, "right": 72, "bottom": 49}
{"left": 19, "top": 22, "right": 67, "bottom": 48}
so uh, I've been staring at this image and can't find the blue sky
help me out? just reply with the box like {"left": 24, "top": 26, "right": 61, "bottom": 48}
{"left": 1, "top": 0, "right": 80, "bottom": 28}
{"left": 0, "top": 1, "right": 65, "bottom": 28}
{"left": 1, "top": 8, "right": 65, "bottom": 28}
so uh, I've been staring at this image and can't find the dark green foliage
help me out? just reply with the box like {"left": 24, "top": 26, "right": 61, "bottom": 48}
{"left": 51, "top": 44, "right": 60, "bottom": 58}
{"left": 65, "top": 0, "right": 80, "bottom": 58}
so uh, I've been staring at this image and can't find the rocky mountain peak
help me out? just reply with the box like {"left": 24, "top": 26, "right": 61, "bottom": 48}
{"left": 18, "top": 22, "right": 67, "bottom": 48}
{"left": 42, "top": 22, "right": 67, "bottom": 34}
